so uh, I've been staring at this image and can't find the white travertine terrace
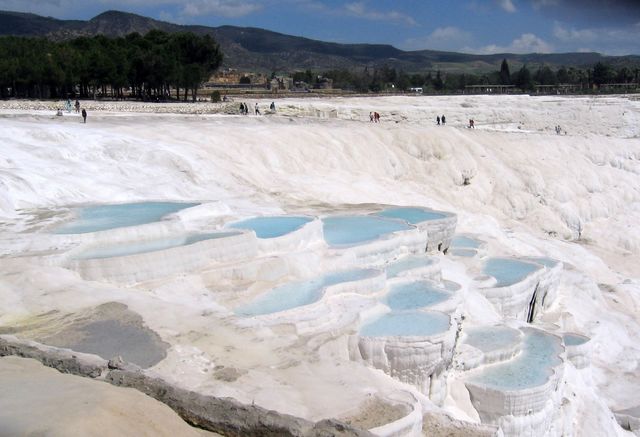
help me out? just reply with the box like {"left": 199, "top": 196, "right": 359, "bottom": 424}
{"left": 1, "top": 95, "right": 639, "bottom": 436}
{"left": 417, "top": 213, "right": 458, "bottom": 254}
{"left": 479, "top": 258, "right": 562, "bottom": 321}
{"left": 464, "top": 329, "right": 565, "bottom": 437}
{"left": 230, "top": 216, "right": 324, "bottom": 254}
{"left": 235, "top": 269, "right": 387, "bottom": 336}
{"left": 563, "top": 333, "right": 591, "bottom": 369}
{"left": 458, "top": 326, "right": 523, "bottom": 371}
{"left": 67, "top": 230, "right": 257, "bottom": 284}
{"left": 349, "top": 313, "right": 458, "bottom": 404}
{"left": 327, "top": 226, "right": 429, "bottom": 265}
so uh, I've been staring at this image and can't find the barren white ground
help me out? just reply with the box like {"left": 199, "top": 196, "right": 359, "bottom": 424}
{"left": 0, "top": 94, "right": 639, "bottom": 436}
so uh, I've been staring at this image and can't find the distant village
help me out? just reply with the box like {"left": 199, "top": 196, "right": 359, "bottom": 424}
{"left": 206, "top": 68, "right": 334, "bottom": 94}
{"left": 204, "top": 63, "right": 640, "bottom": 99}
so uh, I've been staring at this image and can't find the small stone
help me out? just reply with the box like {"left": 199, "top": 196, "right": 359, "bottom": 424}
{"left": 108, "top": 356, "right": 126, "bottom": 370}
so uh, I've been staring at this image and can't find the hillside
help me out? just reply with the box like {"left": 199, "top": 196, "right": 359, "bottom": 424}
{"left": 1, "top": 9, "right": 639, "bottom": 73}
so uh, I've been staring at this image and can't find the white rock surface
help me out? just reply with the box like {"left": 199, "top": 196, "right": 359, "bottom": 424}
{"left": 1, "top": 94, "right": 639, "bottom": 436}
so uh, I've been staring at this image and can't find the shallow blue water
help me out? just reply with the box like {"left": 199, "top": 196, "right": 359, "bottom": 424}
{"left": 386, "top": 256, "right": 433, "bottom": 278}
{"left": 451, "top": 236, "right": 481, "bottom": 248}
{"left": 322, "top": 216, "right": 412, "bottom": 246}
{"left": 464, "top": 326, "right": 522, "bottom": 353}
{"left": 228, "top": 216, "right": 313, "bottom": 239}
{"left": 483, "top": 258, "right": 542, "bottom": 287}
{"left": 236, "top": 269, "right": 378, "bottom": 316}
{"left": 360, "top": 310, "right": 450, "bottom": 337}
{"left": 375, "top": 207, "right": 446, "bottom": 224}
{"left": 450, "top": 248, "right": 477, "bottom": 258}
{"left": 54, "top": 202, "right": 199, "bottom": 234}
{"left": 563, "top": 333, "right": 589, "bottom": 346}
{"left": 468, "top": 329, "right": 563, "bottom": 390}
{"left": 75, "top": 232, "right": 240, "bottom": 260}
{"left": 386, "top": 281, "right": 451, "bottom": 310}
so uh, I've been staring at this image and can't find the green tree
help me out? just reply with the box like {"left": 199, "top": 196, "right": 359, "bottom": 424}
{"left": 556, "top": 67, "right": 569, "bottom": 84}
{"left": 514, "top": 65, "right": 534, "bottom": 91}
{"left": 534, "top": 66, "right": 557, "bottom": 85}
{"left": 592, "top": 62, "right": 613, "bottom": 86}
{"left": 499, "top": 59, "right": 511, "bottom": 85}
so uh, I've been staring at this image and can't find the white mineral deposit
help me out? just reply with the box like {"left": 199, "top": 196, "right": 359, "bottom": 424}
{"left": 1, "top": 94, "right": 639, "bottom": 436}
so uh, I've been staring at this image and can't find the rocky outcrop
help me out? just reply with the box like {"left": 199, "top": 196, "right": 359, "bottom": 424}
{"left": 0, "top": 335, "right": 106, "bottom": 378}
{"left": 0, "top": 335, "right": 371, "bottom": 437}
{"left": 107, "top": 369, "right": 370, "bottom": 437}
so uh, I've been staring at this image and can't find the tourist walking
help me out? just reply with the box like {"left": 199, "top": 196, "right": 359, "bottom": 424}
{"left": 441, "top": 115, "right": 446, "bottom": 125}
{"left": 436, "top": 116, "right": 440, "bottom": 125}
{"left": 239, "top": 102, "right": 245, "bottom": 114}
{"left": 81, "top": 108, "right": 87, "bottom": 123}
{"left": 469, "top": 119, "right": 475, "bottom": 128}
{"left": 255, "top": 103, "right": 260, "bottom": 115}
{"left": 374, "top": 112, "right": 380, "bottom": 123}
{"left": 270, "top": 101, "right": 276, "bottom": 112}
{"left": 74, "top": 100, "right": 80, "bottom": 113}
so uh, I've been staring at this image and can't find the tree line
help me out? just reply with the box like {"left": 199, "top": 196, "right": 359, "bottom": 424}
{"left": 0, "top": 31, "right": 222, "bottom": 100}
{"left": 293, "top": 60, "right": 640, "bottom": 94}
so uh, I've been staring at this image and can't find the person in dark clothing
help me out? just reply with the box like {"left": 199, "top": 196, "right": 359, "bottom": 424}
{"left": 441, "top": 115, "right": 446, "bottom": 125}
{"left": 239, "top": 102, "right": 244, "bottom": 114}
{"left": 437, "top": 116, "right": 440, "bottom": 125}
{"left": 81, "top": 108, "right": 87, "bottom": 123}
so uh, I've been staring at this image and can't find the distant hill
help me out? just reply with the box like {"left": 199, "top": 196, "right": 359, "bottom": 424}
{"left": 1, "top": 9, "right": 639, "bottom": 73}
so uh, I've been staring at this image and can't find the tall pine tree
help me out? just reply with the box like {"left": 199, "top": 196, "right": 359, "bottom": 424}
{"left": 499, "top": 58, "right": 511, "bottom": 85}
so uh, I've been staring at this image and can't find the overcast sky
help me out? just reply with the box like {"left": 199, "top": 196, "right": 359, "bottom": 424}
{"left": 2, "top": 0, "right": 639, "bottom": 55}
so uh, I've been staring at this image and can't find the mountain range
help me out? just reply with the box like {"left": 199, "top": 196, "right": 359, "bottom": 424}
{"left": 1, "top": 9, "right": 639, "bottom": 73}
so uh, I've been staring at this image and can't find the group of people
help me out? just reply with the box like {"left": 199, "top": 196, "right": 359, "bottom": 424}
{"left": 239, "top": 102, "right": 276, "bottom": 115}
{"left": 554, "top": 125, "right": 564, "bottom": 135}
{"left": 436, "top": 115, "right": 446, "bottom": 125}
{"left": 57, "top": 98, "right": 87, "bottom": 122}
{"left": 369, "top": 112, "right": 380, "bottom": 122}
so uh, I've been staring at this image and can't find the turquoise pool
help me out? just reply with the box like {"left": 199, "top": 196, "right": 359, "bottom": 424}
{"left": 468, "top": 329, "right": 563, "bottom": 390}
{"left": 322, "top": 216, "right": 412, "bottom": 246}
{"left": 385, "top": 281, "right": 451, "bottom": 310}
{"left": 385, "top": 256, "right": 434, "bottom": 278}
{"left": 375, "top": 207, "right": 446, "bottom": 224}
{"left": 360, "top": 310, "right": 450, "bottom": 337}
{"left": 54, "top": 202, "right": 199, "bottom": 234}
{"left": 74, "top": 232, "right": 241, "bottom": 260}
{"left": 227, "top": 216, "right": 313, "bottom": 239}
{"left": 483, "top": 258, "right": 542, "bottom": 287}
{"left": 236, "top": 268, "right": 379, "bottom": 316}
{"left": 451, "top": 235, "right": 481, "bottom": 249}
{"left": 464, "top": 326, "right": 522, "bottom": 353}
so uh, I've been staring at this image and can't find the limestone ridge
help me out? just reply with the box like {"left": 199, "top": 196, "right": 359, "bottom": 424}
{"left": 0, "top": 10, "right": 638, "bottom": 71}
{"left": 0, "top": 335, "right": 372, "bottom": 437}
